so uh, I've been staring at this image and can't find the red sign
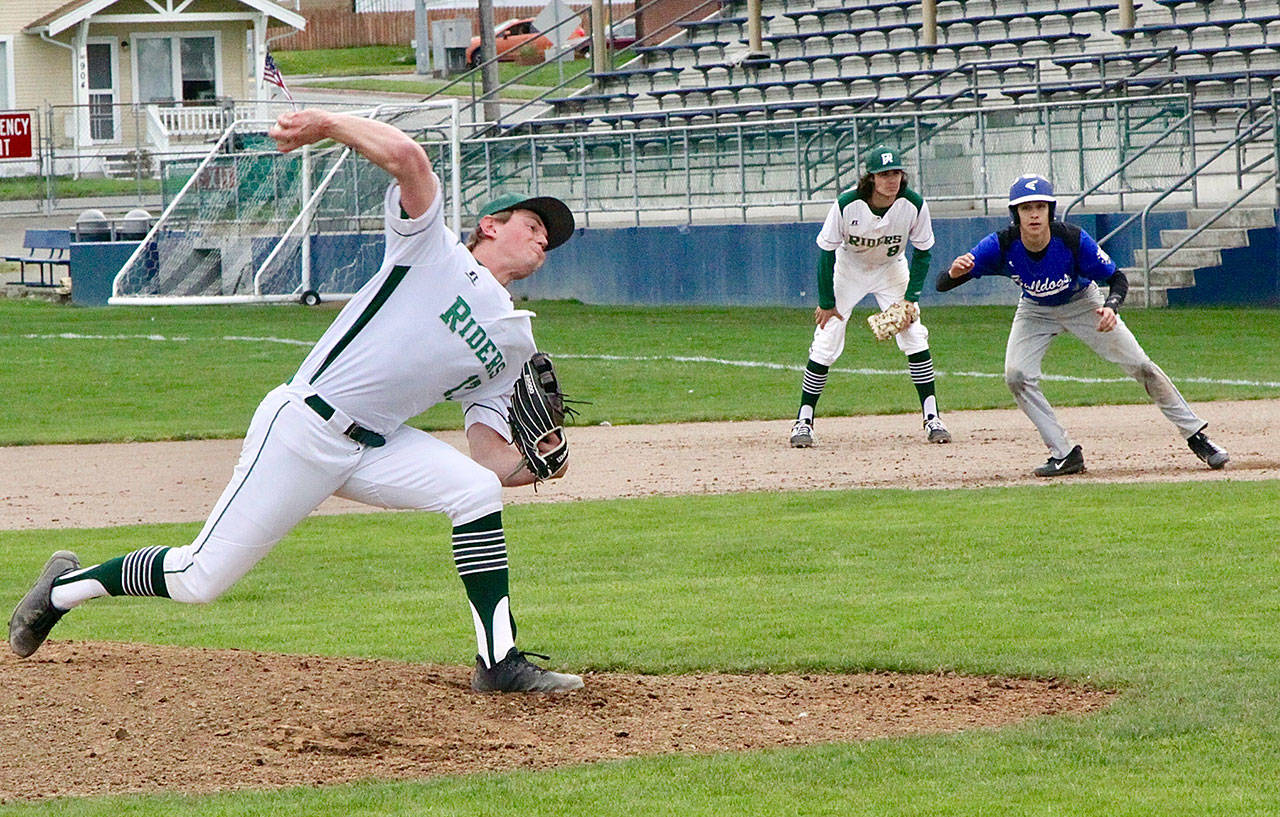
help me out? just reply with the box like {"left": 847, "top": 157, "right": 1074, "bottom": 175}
{"left": 0, "top": 113, "right": 32, "bottom": 159}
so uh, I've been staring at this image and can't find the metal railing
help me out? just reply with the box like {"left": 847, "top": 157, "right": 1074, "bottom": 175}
{"left": 426, "top": 94, "right": 1196, "bottom": 227}
{"left": 1093, "top": 97, "right": 1278, "bottom": 305}
{"left": 417, "top": 0, "right": 720, "bottom": 132}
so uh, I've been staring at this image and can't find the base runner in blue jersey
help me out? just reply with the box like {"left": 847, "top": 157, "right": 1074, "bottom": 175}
{"left": 9, "top": 110, "right": 584, "bottom": 693}
{"left": 938, "top": 174, "right": 1229, "bottom": 477}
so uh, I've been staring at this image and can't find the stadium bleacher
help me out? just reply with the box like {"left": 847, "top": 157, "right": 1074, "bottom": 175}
{"left": 534, "top": 0, "right": 1279, "bottom": 132}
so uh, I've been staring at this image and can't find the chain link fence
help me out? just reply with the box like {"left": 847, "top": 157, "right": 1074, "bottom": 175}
{"left": 426, "top": 94, "right": 1198, "bottom": 227}
{"left": 0, "top": 93, "right": 1258, "bottom": 231}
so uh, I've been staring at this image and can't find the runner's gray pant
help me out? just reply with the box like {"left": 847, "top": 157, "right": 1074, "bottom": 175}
{"left": 1004, "top": 283, "right": 1205, "bottom": 459}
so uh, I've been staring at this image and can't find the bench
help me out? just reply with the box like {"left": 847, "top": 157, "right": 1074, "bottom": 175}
{"left": 646, "top": 76, "right": 863, "bottom": 108}
{"left": 763, "top": 21, "right": 924, "bottom": 53}
{"left": 1115, "top": 14, "right": 1280, "bottom": 46}
{"left": 780, "top": 1, "right": 919, "bottom": 28}
{"left": 648, "top": 58, "right": 1026, "bottom": 107}
{"left": 549, "top": 91, "right": 639, "bottom": 116}
{"left": 1162, "top": 42, "right": 1280, "bottom": 71}
{"left": 1153, "top": 0, "right": 1246, "bottom": 22}
{"left": 632, "top": 39, "right": 732, "bottom": 67}
{"left": 1053, "top": 46, "right": 1177, "bottom": 78}
{"left": 677, "top": 14, "right": 775, "bottom": 40}
{"left": 4, "top": 229, "right": 71, "bottom": 288}
{"left": 1060, "top": 42, "right": 1280, "bottom": 76}
{"left": 590, "top": 66, "right": 682, "bottom": 94}
{"left": 518, "top": 90, "right": 963, "bottom": 133}
{"left": 745, "top": 32, "right": 1089, "bottom": 73}
{"left": 999, "top": 66, "right": 1280, "bottom": 104}
{"left": 937, "top": 3, "right": 1122, "bottom": 38}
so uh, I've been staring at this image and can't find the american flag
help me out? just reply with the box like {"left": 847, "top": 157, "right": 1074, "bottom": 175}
{"left": 263, "top": 50, "right": 295, "bottom": 106}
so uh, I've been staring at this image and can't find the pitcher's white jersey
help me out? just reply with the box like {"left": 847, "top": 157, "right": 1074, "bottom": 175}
{"left": 289, "top": 179, "right": 535, "bottom": 434}
{"left": 817, "top": 187, "right": 934, "bottom": 276}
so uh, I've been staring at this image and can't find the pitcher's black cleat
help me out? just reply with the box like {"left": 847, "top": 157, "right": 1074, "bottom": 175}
{"left": 9, "top": 550, "right": 79, "bottom": 658}
{"left": 471, "top": 648, "right": 584, "bottom": 693}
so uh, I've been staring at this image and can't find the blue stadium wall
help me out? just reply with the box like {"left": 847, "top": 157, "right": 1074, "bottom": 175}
{"left": 70, "top": 211, "right": 1279, "bottom": 307}
{"left": 510, "top": 210, "right": 1278, "bottom": 307}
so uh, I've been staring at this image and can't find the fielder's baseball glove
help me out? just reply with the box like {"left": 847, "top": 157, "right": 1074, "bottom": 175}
{"left": 509, "top": 352, "right": 575, "bottom": 482}
{"left": 867, "top": 300, "right": 919, "bottom": 341}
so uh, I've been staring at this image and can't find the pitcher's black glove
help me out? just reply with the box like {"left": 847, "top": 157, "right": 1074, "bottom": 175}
{"left": 509, "top": 352, "right": 574, "bottom": 482}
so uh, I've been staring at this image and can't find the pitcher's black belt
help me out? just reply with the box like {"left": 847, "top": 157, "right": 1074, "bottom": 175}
{"left": 303, "top": 395, "right": 386, "bottom": 447}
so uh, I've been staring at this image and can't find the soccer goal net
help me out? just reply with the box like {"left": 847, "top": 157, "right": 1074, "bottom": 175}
{"left": 109, "top": 101, "right": 461, "bottom": 306}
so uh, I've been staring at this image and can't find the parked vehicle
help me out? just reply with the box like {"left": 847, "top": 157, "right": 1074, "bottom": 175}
{"left": 466, "top": 18, "right": 552, "bottom": 67}
{"left": 569, "top": 19, "right": 638, "bottom": 56}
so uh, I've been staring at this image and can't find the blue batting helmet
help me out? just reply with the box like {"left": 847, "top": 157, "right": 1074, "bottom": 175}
{"left": 1008, "top": 174, "right": 1057, "bottom": 223}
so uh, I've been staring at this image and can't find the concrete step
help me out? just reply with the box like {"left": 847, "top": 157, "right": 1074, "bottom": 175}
{"left": 1130, "top": 246, "right": 1222, "bottom": 269}
{"left": 2, "top": 282, "right": 70, "bottom": 303}
{"left": 1185, "top": 207, "right": 1276, "bottom": 229}
{"left": 1121, "top": 266, "right": 1196, "bottom": 289}
{"left": 1122, "top": 286, "right": 1169, "bottom": 309}
{"left": 1158, "top": 227, "right": 1250, "bottom": 249}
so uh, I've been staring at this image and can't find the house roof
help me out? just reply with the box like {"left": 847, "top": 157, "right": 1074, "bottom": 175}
{"left": 26, "top": 0, "right": 305, "bottom": 37}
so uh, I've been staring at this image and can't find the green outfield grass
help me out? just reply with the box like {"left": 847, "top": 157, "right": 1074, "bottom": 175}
{"left": 0, "top": 300, "right": 1275, "bottom": 445}
{"left": 270, "top": 46, "right": 418, "bottom": 77}
{"left": 1, "top": 480, "right": 1278, "bottom": 815}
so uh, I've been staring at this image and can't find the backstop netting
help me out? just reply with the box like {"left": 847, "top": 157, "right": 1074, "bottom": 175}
{"left": 109, "top": 101, "right": 461, "bottom": 305}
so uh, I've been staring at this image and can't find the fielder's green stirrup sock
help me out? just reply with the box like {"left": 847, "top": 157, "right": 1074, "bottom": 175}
{"left": 50, "top": 546, "right": 171, "bottom": 610}
{"left": 907, "top": 349, "right": 938, "bottom": 418}
{"left": 453, "top": 511, "right": 515, "bottom": 668}
{"left": 798, "top": 359, "right": 829, "bottom": 422}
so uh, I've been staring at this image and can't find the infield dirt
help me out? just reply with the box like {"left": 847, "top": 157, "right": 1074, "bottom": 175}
{"left": 1, "top": 399, "right": 1274, "bottom": 799}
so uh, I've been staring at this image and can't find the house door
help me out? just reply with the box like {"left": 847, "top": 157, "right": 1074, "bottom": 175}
{"left": 86, "top": 40, "right": 116, "bottom": 141}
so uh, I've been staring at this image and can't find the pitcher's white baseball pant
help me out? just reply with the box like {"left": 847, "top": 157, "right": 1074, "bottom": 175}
{"left": 808, "top": 259, "right": 930, "bottom": 365}
{"left": 161, "top": 385, "right": 502, "bottom": 604}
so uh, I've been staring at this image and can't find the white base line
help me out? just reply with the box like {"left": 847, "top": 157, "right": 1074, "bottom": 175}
{"left": 14, "top": 336, "right": 1280, "bottom": 390}
{"left": 556, "top": 353, "right": 1280, "bottom": 390}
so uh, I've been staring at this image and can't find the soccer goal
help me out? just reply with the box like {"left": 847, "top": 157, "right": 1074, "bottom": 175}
{"left": 109, "top": 101, "right": 461, "bottom": 306}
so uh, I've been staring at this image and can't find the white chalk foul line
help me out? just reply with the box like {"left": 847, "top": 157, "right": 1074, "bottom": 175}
{"left": 557, "top": 353, "right": 1280, "bottom": 390}
{"left": 19, "top": 333, "right": 314, "bottom": 346}
{"left": 14, "top": 336, "right": 1280, "bottom": 390}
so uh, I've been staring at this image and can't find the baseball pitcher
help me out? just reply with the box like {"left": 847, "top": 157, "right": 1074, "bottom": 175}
{"left": 9, "top": 110, "right": 584, "bottom": 693}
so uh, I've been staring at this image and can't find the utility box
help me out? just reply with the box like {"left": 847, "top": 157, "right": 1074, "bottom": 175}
{"left": 431, "top": 19, "right": 473, "bottom": 76}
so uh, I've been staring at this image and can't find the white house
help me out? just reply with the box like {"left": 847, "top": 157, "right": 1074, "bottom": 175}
{"left": 4, "top": 0, "right": 304, "bottom": 173}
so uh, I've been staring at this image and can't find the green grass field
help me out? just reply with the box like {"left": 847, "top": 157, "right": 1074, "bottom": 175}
{"left": 0, "top": 300, "right": 1275, "bottom": 444}
{"left": 270, "top": 46, "right": 632, "bottom": 98}
{"left": 0, "top": 299, "right": 1277, "bottom": 814}
{"left": 2, "top": 483, "right": 1278, "bottom": 815}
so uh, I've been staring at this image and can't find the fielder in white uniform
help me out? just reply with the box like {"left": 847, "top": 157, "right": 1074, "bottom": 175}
{"left": 789, "top": 145, "right": 951, "bottom": 448}
{"left": 9, "top": 110, "right": 583, "bottom": 693}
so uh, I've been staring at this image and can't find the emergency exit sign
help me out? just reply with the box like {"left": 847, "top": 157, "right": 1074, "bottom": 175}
{"left": 0, "top": 113, "right": 32, "bottom": 159}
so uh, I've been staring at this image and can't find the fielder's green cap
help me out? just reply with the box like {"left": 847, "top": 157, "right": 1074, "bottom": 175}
{"left": 865, "top": 145, "right": 904, "bottom": 173}
{"left": 477, "top": 193, "right": 576, "bottom": 251}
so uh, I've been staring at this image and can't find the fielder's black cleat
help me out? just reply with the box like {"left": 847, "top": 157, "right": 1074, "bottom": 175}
{"left": 1033, "top": 445, "right": 1085, "bottom": 478}
{"left": 924, "top": 416, "right": 952, "bottom": 444}
{"left": 9, "top": 550, "right": 79, "bottom": 658}
{"left": 1187, "top": 429, "right": 1229, "bottom": 469}
{"left": 789, "top": 419, "right": 815, "bottom": 448}
{"left": 472, "top": 647, "right": 584, "bottom": 693}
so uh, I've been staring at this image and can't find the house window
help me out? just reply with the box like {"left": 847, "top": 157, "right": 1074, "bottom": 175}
{"left": 135, "top": 34, "right": 219, "bottom": 104}
{"left": 180, "top": 37, "right": 216, "bottom": 102}
{"left": 0, "top": 39, "right": 12, "bottom": 110}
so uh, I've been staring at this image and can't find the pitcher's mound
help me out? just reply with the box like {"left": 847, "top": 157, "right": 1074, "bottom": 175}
{"left": 2, "top": 641, "right": 1113, "bottom": 800}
